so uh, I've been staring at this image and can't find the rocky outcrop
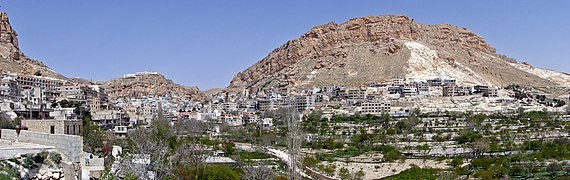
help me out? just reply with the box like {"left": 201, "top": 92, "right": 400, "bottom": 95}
{"left": 0, "top": 12, "right": 65, "bottom": 79}
{"left": 102, "top": 72, "right": 206, "bottom": 102}
{"left": 0, "top": 12, "right": 20, "bottom": 60}
{"left": 228, "top": 15, "right": 566, "bottom": 92}
{"left": 0, "top": 152, "right": 66, "bottom": 180}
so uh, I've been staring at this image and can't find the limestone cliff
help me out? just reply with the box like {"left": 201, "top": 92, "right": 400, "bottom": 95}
{"left": 228, "top": 15, "right": 569, "bottom": 92}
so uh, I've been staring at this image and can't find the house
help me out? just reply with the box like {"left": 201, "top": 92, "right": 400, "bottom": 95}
{"left": 91, "top": 110, "right": 129, "bottom": 127}
{"left": 49, "top": 108, "right": 79, "bottom": 120}
{"left": 113, "top": 125, "right": 129, "bottom": 138}
{"left": 261, "top": 118, "right": 273, "bottom": 130}
{"left": 204, "top": 156, "right": 237, "bottom": 166}
{"left": 223, "top": 114, "right": 242, "bottom": 126}
{"left": 21, "top": 119, "right": 83, "bottom": 135}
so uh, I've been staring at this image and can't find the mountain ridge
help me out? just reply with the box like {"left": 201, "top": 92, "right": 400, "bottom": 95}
{"left": 227, "top": 15, "right": 570, "bottom": 92}
{"left": 101, "top": 72, "right": 206, "bottom": 102}
{"left": 0, "top": 12, "right": 207, "bottom": 101}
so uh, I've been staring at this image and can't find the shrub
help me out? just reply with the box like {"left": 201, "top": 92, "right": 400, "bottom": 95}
{"left": 384, "top": 150, "right": 403, "bottom": 162}
{"left": 50, "top": 152, "right": 62, "bottom": 164}
{"left": 449, "top": 156, "right": 464, "bottom": 168}
{"left": 23, "top": 156, "right": 34, "bottom": 168}
{"left": 199, "top": 165, "right": 240, "bottom": 180}
{"left": 303, "top": 156, "right": 320, "bottom": 167}
{"left": 33, "top": 152, "right": 48, "bottom": 163}
{"left": 456, "top": 130, "right": 482, "bottom": 144}
{"left": 384, "top": 165, "right": 439, "bottom": 180}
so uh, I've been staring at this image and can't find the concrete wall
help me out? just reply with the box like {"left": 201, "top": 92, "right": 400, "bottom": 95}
{"left": 0, "top": 129, "right": 83, "bottom": 163}
{"left": 0, "top": 128, "right": 17, "bottom": 140}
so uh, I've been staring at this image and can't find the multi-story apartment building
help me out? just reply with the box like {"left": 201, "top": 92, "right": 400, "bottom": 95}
{"left": 338, "top": 88, "right": 366, "bottom": 101}
{"left": 258, "top": 99, "right": 278, "bottom": 111}
{"left": 293, "top": 95, "right": 316, "bottom": 112}
{"left": 0, "top": 76, "right": 20, "bottom": 101}
{"left": 8, "top": 73, "right": 65, "bottom": 89}
{"left": 360, "top": 101, "right": 391, "bottom": 115}
{"left": 443, "top": 86, "right": 470, "bottom": 97}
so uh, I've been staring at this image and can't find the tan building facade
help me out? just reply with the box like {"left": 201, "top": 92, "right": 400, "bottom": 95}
{"left": 22, "top": 119, "right": 83, "bottom": 135}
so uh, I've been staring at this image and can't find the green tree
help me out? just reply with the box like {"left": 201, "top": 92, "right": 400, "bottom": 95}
{"left": 456, "top": 130, "right": 482, "bottom": 144}
{"left": 224, "top": 142, "right": 236, "bottom": 156}
{"left": 449, "top": 156, "right": 464, "bottom": 168}
{"left": 384, "top": 149, "right": 402, "bottom": 162}
{"left": 83, "top": 115, "right": 105, "bottom": 153}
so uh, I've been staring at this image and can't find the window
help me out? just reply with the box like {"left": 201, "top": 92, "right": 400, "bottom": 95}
{"left": 50, "top": 126, "right": 55, "bottom": 134}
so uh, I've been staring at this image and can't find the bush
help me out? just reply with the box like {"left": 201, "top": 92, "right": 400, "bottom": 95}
{"left": 384, "top": 149, "right": 403, "bottom": 162}
{"left": 456, "top": 130, "right": 482, "bottom": 144}
{"left": 199, "top": 165, "right": 240, "bottom": 180}
{"left": 474, "top": 164, "right": 508, "bottom": 179}
{"left": 238, "top": 151, "right": 271, "bottom": 160}
{"left": 384, "top": 165, "right": 439, "bottom": 180}
{"left": 449, "top": 156, "right": 464, "bottom": 168}
{"left": 471, "top": 157, "right": 494, "bottom": 169}
{"left": 33, "top": 152, "right": 48, "bottom": 163}
{"left": 50, "top": 152, "right": 62, "bottom": 164}
{"left": 23, "top": 156, "right": 34, "bottom": 168}
{"left": 303, "top": 156, "right": 320, "bottom": 167}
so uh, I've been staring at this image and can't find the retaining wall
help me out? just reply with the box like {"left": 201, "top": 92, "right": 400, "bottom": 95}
{"left": 0, "top": 129, "right": 83, "bottom": 163}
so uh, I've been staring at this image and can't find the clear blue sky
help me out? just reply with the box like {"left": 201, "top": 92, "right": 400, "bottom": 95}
{"left": 2, "top": 1, "right": 569, "bottom": 90}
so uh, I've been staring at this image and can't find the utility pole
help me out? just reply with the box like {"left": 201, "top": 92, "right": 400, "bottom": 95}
{"left": 28, "top": 90, "right": 32, "bottom": 119}
{"left": 39, "top": 87, "right": 43, "bottom": 119}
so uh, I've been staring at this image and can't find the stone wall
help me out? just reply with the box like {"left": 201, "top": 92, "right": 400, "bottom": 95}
{"left": 1, "top": 129, "right": 83, "bottom": 180}
{"left": 21, "top": 119, "right": 82, "bottom": 135}
{"left": 0, "top": 128, "right": 17, "bottom": 140}
{"left": 0, "top": 129, "right": 83, "bottom": 163}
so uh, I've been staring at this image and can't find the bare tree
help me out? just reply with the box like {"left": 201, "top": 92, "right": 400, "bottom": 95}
{"left": 176, "top": 118, "right": 207, "bottom": 138}
{"left": 472, "top": 138, "right": 490, "bottom": 157}
{"left": 287, "top": 107, "right": 302, "bottom": 180}
{"left": 118, "top": 128, "right": 171, "bottom": 179}
{"left": 241, "top": 165, "right": 276, "bottom": 180}
{"left": 169, "top": 142, "right": 209, "bottom": 178}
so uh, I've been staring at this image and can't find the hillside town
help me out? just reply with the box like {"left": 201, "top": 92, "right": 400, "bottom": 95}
{"left": 2, "top": 70, "right": 570, "bottom": 179}
{"left": 0, "top": 4, "right": 570, "bottom": 180}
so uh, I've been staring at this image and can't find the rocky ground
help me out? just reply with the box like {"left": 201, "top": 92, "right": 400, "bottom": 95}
{"left": 0, "top": 151, "right": 65, "bottom": 180}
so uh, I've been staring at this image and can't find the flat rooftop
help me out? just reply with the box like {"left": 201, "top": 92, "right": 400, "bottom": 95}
{"left": 0, "top": 139, "right": 55, "bottom": 160}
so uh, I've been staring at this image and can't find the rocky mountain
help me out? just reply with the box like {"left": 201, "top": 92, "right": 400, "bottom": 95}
{"left": 0, "top": 12, "right": 65, "bottom": 79}
{"left": 0, "top": 12, "right": 207, "bottom": 102}
{"left": 228, "top": 15, "right": 570, "bottom": 92}
{"left": 102, "top": 72, "right": 206, "bottom": 102}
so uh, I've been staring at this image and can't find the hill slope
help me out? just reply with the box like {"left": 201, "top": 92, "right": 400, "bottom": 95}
{"left": 102, "top": 72, "right": 206, "bottom": 102}
{"left": 228, "top": 15, "right": 569, "bottom": 92}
